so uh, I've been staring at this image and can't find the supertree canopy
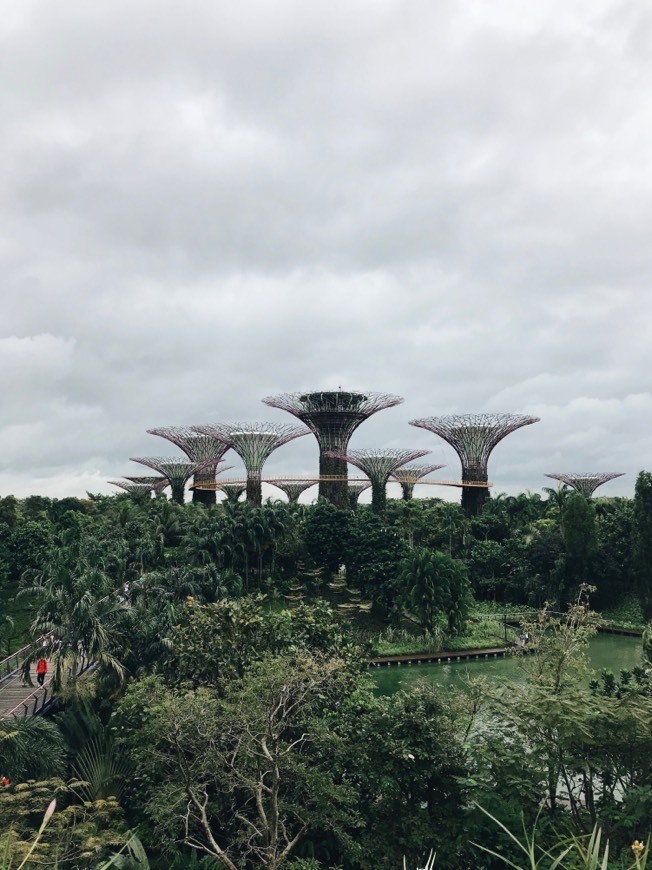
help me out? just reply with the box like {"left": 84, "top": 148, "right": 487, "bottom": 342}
{"left": 270, "top": 479, "right": 319, "bottom": 504}
{"left": 109, "top": 481, "right": 156, "bottom": 498}
{"left": 124, "top": 475, "right": 169, "bottom": 493}
{"left": 409, "top": 413, "right": 539, "bottom": 517}
{"left": 192, "top": 422, "right": 309, "bottom": 506}
{"left": 129, "top": 457, "right": 206, "bottom": 505}
{"left": 347, "top": 480, "right": 371, "bottom": 509}
{"left": 327, "top": 448, "right": 430, "bottom": 514}
{"left": 261, "top": 390, "right": 404, "bottom": 507}
{"left": 218, "top": 482, "right": 247, "bottom": 504}
{"left": 391, "top": 463, "right": 446, "bottom": 500}
{"left": 147, "top": 427, "right": 233, "bottom": 506}
{"left": 545, "top": 472, "right": 625, "bottom": 498}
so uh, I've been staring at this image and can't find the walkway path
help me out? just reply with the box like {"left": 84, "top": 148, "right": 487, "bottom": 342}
{"left": 0, "top": 660, "right": 53, "bottom": 719}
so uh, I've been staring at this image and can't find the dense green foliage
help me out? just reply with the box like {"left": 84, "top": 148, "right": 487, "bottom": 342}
{"left": 0, "top": 483, "right": 650, "bottom": 868}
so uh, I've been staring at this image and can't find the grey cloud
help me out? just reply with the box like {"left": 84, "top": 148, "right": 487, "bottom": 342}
{"left": 1, "top": 0, "right": 651, "bottom": 498}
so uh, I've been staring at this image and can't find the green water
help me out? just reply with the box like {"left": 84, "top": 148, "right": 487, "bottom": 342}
{"left": 372, "top": 634, "right": 643, "bottom": 696}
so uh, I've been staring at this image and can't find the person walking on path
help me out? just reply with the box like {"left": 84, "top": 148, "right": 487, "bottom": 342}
{"left": 36, "top": 657, "right": 47, "bottom": 687}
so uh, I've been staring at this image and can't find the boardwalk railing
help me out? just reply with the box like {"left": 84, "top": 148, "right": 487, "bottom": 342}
{"left": 0, "top": 644, "right": 31, "bottom": 684}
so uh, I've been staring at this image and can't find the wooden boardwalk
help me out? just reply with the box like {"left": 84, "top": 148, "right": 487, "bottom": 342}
{"left": 0, "top": 662, "right": 53, "bottom": 719}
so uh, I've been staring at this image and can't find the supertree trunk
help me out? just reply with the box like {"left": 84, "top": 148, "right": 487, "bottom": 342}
{"left": 371, "top": 481, "right": 387, "bottom": 514}
{"left": 461, "top": 467, "right": 488, "bottom": 518}
{"left": 247, "top": 471, "right": 263, "bottom": 506}
{"left": 320, "top": 453, "right": 348, "bottom": 508}
{"left": 400, "top": 482, "right": 415, "bottom": 500}
{"left": 192, "top": 466, "right": 217, "bottom": 505}
{"left": 170, "top": 481, "right": 186, "bottom": 505}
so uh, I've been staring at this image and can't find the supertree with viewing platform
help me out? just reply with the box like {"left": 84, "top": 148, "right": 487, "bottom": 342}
{"left": 108, "top": 481, "right": 155, "bottom": 499}
{"left": 410, "top": 413, "right": 539, "bottom": 517}
{"left": 544, "top": 472, "right": 625, "bottom": 498}
{"left": 191, "top": 423, "right": 309, "bottom": 506}
{"left": 347, "top": 480, "right": 371, "bottom": 509}
{"left": 147, "top": 427, "right": 233, "bottom": 505}
{"left": 326, "top": 448, "right": 430, "bottom": 514}
{"left": 270, "top": 480, "right": 319, "bottom": 504}
{"left": 129, "top": 457, "right": 206, "bottom": 505}
{"left": 392, "top": 463, "right": 445, "bottom": 500}
{"left": 261, "top": 390, "right": 403, "bottom": 508}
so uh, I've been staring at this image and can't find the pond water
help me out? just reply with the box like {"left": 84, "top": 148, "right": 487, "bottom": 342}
{"left": 372, "top": 634, "right": 643, "bottom": 696}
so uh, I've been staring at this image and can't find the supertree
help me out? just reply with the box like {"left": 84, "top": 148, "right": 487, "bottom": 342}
{"left": 124, "top": 476, "right": 169, "bottom": 493}
{"left": 544, "top": 472, "right": 625, "bottom": 498}
{"left": 409, "top": 413, "right": 539, "bottom": 517}
{"left": 347, "top": 480, "right": 371, "bottom": 509}
{"left": 147, "top": 427, "right": 233, "bottom": 505}
{"left": 129, "top": 457, "right": 207, "bottom": 505}
{"left": 191, "top": 423, "right": 309, "bottom": 506}
{"left": 218, "top": 482, "right": 247, "bottom": 504}
{"left": 261, "top": 390, "right": 404, "bottom": 507}
{"left": 270, "top": 480, "right": 319, "bottom": 504}
{"left": 391, "top": 463, "right": 446, "bottom": 500}
{"left": 108, "top": 481, "right": 155, "bottom": 499}
{"left": 326, "top": 448, "right": 430, "bottom": 514}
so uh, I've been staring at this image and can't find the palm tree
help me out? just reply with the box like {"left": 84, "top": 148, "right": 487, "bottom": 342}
{"left": 504, "top": 491, "right": 544, "bottom": 528}
{"left": 435, "top": 502, "right": 465, "bottom": 556}
{"left": 543, "top": 483, "right": 571, "bottom": 518}
{"left": 0, "top": 716, "right": 66, "bottom": 780}
{"left": 400, "top": 549, "right": 444, "bottom": 632}
{"left": 0, "top": 615, "right": 16, "bottom": 657}
{"left": 21, "top": 558, "right": 129, "bottom": 692}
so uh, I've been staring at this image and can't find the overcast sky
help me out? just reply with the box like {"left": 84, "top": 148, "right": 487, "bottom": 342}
{"left": 1, "top": 0, "right": 651, "bottom": 503}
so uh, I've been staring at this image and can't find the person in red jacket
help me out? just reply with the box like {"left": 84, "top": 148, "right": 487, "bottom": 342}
{"left": 36, "top": 658, "right": 47, "bottom": 686}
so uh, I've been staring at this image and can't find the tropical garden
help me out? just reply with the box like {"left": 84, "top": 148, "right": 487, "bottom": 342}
{"left": 0, "top": 474, "right": 652, "bottom": 867}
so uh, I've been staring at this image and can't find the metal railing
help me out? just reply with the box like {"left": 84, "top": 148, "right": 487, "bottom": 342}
{"left": 0, "top": 644, "right": 31, "bottom": 684}
{"left": 5, "top": 684, "right": 54, "bottom": 719}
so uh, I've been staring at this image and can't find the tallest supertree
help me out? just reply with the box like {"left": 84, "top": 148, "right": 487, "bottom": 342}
{"left": 261, "top": 390, "right": 403, "bottom": 508}
{"left": 410, "top": 413, "right": 539, "bottom": 517}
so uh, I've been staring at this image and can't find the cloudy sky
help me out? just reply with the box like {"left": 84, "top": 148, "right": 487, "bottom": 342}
{"left": 2, "top": 0, "right": 651, "bottom": 503}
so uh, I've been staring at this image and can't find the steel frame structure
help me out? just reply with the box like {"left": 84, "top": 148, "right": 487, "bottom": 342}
{"left": 192, "top": 422, "right": 308, "bottom": 506}
{"left": 391, "top": 463, "right": 445, "bottom": 500}
{"left": 327, "top": 448, "right": 430, "bottom": 514}
{"left": 129, "top": 457, "right": 206, "bottom": 505}
{"left": 410, "top": 413, "right": 539, "bottom": 517}
{"left": 270, "top": 479, "right": 319, "bottom": 504}
{"left": 218, "top": 482, "right": 247, "bottom": 504}
{"left": 544, "top": 472, "right": 625, "bottom": 498}
{"left": 347, "top": 480, "right": 372, "bottom": 509}
{"left": 147, "top": 427, "right": 233, "bottom": 505}
{"left": 109, "top": 480, "right": 155, "bottom": 498}
{"left": 261, "top": 390, "right": 403, "bottom": 507}
{"left": 124, "top": 475, "right": 169, "bottom": 493}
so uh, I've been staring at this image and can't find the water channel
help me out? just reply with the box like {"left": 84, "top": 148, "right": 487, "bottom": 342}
{"left": 372, "top": 634, "right": 643, "bottom": 696}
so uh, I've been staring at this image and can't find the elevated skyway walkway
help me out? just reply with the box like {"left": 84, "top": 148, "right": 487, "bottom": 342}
{"left": 192, "top": 477, "right": 493, "bottom": 491}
